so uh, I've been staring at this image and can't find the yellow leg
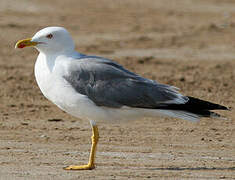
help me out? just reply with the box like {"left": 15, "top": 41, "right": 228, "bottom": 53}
{"left": 64, "top": 121, "right": 99, "bottom": 170}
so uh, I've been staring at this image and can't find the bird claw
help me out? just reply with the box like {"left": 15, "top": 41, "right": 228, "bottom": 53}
{"left": 64, "top": 164, "right": 95, "bottom": 170}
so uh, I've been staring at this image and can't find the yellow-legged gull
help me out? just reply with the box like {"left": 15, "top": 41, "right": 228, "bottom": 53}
{"left": 15, "top": 27, "right": 229, "bottom": 170}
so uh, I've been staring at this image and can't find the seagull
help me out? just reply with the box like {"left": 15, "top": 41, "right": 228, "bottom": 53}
{"left": 15, "top": 27, "right": 229, "bottom": 170}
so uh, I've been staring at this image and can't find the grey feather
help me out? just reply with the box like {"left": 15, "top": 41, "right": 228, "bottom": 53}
{"left": 64, "top": 56, "right": 188, "bottom": 108}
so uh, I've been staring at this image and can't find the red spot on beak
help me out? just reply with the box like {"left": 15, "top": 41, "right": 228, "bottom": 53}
{"left": 18, "top": 44, "right": 26, "bottom": 48}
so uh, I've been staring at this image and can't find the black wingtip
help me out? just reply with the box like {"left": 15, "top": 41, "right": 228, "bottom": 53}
{"left": 186, "top": 96, "right": 229, "bottom": 111}
{"left": 216, "top": 105, "right": 231, "bottom": 111}
{"left": 218, "top": 105, "right": 230, "bottom": 111}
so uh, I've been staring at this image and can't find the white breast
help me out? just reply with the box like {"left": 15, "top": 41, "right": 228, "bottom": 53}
{"left": 34, "top": 53, "right": 101, "bottom": 121}
{"left": 34, "top": 53, "right": 54, "bottom": 100}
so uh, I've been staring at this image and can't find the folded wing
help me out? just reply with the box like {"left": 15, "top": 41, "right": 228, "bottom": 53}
{"left": 64, "top": 56, "right": 188, "bottom": 108}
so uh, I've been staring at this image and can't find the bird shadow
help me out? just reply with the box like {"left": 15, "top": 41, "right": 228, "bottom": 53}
{"left": 148, "top": 167, "right": 235, "bottom": 171}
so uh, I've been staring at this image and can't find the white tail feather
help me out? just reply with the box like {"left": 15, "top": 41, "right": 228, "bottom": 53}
{"left": 158, "top": 109, "right": 200, "bottom": 122}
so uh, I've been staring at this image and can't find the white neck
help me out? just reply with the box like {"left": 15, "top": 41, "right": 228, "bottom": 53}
{"left": 37, "top": 50, "right": 85, "bottom": 73}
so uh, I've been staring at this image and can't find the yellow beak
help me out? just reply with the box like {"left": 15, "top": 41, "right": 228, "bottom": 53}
{"left": 15, "top": 38, "right": 38, "bottom": 49}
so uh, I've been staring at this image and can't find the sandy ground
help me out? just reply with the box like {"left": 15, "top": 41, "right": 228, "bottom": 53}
{"left": 0, "top": 0, "right": 235, "bottom": 179}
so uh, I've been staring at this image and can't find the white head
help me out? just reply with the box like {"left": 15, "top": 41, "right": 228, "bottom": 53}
{"left": 15, "top": 27, "right": 75, "bottom": 54}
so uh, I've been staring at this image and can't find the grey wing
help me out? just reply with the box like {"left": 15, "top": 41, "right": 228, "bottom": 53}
{"left": 64, "top": 57, "right": 188, "bottom": 108}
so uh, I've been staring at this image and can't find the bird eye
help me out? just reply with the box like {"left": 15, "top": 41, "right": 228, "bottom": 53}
{"left": 46, "top": 34, "right": 53, "bottom": 39}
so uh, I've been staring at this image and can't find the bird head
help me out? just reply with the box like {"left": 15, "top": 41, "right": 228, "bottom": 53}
{"left": 15, "top": 27, "right": 75, "bottom": 54}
